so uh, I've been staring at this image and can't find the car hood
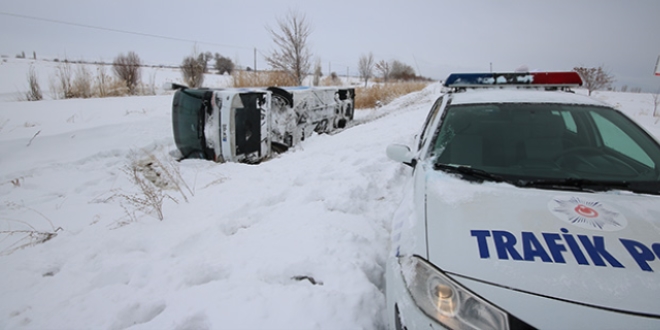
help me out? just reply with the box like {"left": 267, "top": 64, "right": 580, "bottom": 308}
{"left": 424, "top": 172, "right": 660, "bottom": 316}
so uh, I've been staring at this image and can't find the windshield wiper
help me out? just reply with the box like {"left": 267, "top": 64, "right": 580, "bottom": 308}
{"left": 433, "top": 164, "right": 660, "bottom": 195}
{"left": 434, "top": 163, "right": 505, "bottom": 183}
{"left": 515, "top": 178, "right": 660, "bottom": 195}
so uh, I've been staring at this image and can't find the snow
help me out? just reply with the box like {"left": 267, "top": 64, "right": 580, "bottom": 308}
{"left": 1, "top": 57, "right": 659, "bottom": 329}
{"left": 451, "top": 88, "right": 610, "bottom": 106}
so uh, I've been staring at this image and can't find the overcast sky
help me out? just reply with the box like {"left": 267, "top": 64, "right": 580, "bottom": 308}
{"left": 1, "top": 0, "right": 659, "bottom": 91}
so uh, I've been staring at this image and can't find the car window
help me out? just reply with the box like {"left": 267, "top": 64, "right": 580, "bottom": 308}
{"left": 591, "top": 111, "right": 655, "bottom": 168}
{"left": 559, "top": 111, "right": 577, "bottom": 133}
{"left": 432, "top": 103, "right": 660, "bottom": 183}
{"left": 418, "top": 96, "right": 444, "bottom": 150}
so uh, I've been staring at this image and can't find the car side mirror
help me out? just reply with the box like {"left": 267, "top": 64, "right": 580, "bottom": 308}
{"left": 386, "top": 144, "right": 415, "bottom": 167}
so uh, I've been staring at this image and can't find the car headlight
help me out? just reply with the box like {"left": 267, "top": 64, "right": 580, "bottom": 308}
{"left": 401, "top": 256, "right": 509, "bottom": 330}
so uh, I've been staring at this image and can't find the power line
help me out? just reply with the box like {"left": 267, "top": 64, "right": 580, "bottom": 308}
{"left": 0, "top": 11, "right": 253, "bottom": 51}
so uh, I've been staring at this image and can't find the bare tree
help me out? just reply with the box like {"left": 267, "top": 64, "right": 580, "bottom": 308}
{"left": 390, "top": 60, "right": 416, "bottom": 81}
{"left": 181, "top": 55, "right": 205, "bottom": 88}
{"left": 573, "top": 66, "right": 614, "bottom": 96}
{"left": 113, "top": 52, "right": 142, "bottom": 95}
{"left": 375, "top": 60, "right": 391, "bottom": 83}
{"left": 265, "top": 9, "right": 312, "bottom": 86}
{"left": 196, "top": 51, "right": 213, "bottom": 73}
{"left": 358, "top": 52, "right": 375, "bottom": 87}
{"left": 214, "top": 53, "right": 235, "bottom": 75}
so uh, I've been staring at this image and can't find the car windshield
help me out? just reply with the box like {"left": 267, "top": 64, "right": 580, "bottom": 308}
{"left": 172, "top": 89, "right": 211, "bottom": 159}
{"left": 432, "top": 103, "right": 660, "bottom": 194}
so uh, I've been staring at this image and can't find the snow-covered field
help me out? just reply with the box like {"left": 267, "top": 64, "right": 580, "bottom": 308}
{"left": 1, "top": 57, "right": 659, "bottom": 329}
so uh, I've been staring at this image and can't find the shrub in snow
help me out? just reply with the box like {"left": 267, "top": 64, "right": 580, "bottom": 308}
{"left": 113, "top": 52, "right": 142, "bottom": 95}
{"left": 25, "top": 66, "right": 42, "bottom": 101}
{"left": 0, "top": 201, "right": 62, "bottom": 255}
{"left": 181, "top": 55, "right": 205, "bottom": 88}
{"left": 99, "top": 151, "right": 191, "bottom": 224}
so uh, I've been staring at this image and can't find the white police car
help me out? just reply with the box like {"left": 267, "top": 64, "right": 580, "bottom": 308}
{"left": 385, "top": 72, "right": 660, "bottom": 329}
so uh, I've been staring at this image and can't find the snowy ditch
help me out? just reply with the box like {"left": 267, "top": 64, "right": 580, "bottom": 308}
{"left": 0, "top": 84, "right": 439, "bottom": 329}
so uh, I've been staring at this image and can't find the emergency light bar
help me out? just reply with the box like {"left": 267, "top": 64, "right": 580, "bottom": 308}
{"left": 444, "top": 71, "right": 583, "bottom": 88}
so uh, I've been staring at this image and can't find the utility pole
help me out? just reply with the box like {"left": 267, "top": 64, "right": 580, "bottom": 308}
{"left": 254, "top": 48, "right": 257, "bottom": 72}
{"left": 490, "top": 62, "right": 493, "bottom": 73}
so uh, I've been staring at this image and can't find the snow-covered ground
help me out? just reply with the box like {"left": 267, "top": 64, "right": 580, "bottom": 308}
{"left": 0, "top": 58, "right": 659, "bottom": 329}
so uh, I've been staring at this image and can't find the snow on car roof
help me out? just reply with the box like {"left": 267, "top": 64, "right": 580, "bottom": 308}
{"left": 450, "top": 88, "right": 609, "bottom": 107}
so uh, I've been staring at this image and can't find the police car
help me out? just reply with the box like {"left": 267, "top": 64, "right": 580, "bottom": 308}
{"left": 385, "top": 72, "right": 660, "bottom": 329}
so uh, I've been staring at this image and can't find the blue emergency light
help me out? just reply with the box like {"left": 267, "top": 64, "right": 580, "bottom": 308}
{"left": 444, "top": 71, "right": 583, "bottom": 88}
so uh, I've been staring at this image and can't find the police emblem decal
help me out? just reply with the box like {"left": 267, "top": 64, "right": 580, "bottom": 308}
{"left": 548, "top": 196, "right": 627, "bottom": 231}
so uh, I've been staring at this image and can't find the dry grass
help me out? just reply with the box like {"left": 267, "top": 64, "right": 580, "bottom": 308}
{"left": 51, "top": 62, "right": 73, "bottom": 99}
{"left": 232, "top": 70, "right": 297, "bottom": 88}
{"left": 71, "top": 65, "right": 94, "bottom": 98}
{"left": 38, "top": 62, "right": 155, "bottom": 100}
{"left": 49, "top": 63, "right": 130, "bottom": 99}
{"left": 355, "top": 81, "right": 429, "bottom": 109}
{"left": 1, "top": 201, "right": 62, "bottom": 255}
{"left": 25, "top": 66, "right": 43, "bottom": 101}
{"left": 320, "top": 73, "right": 342, "bottom": 86}
{"left": 101, "top": 78, "right": 130, "bottom": 97}
{"left": 96, "top": 151, "right": 191, "bottom": 224}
